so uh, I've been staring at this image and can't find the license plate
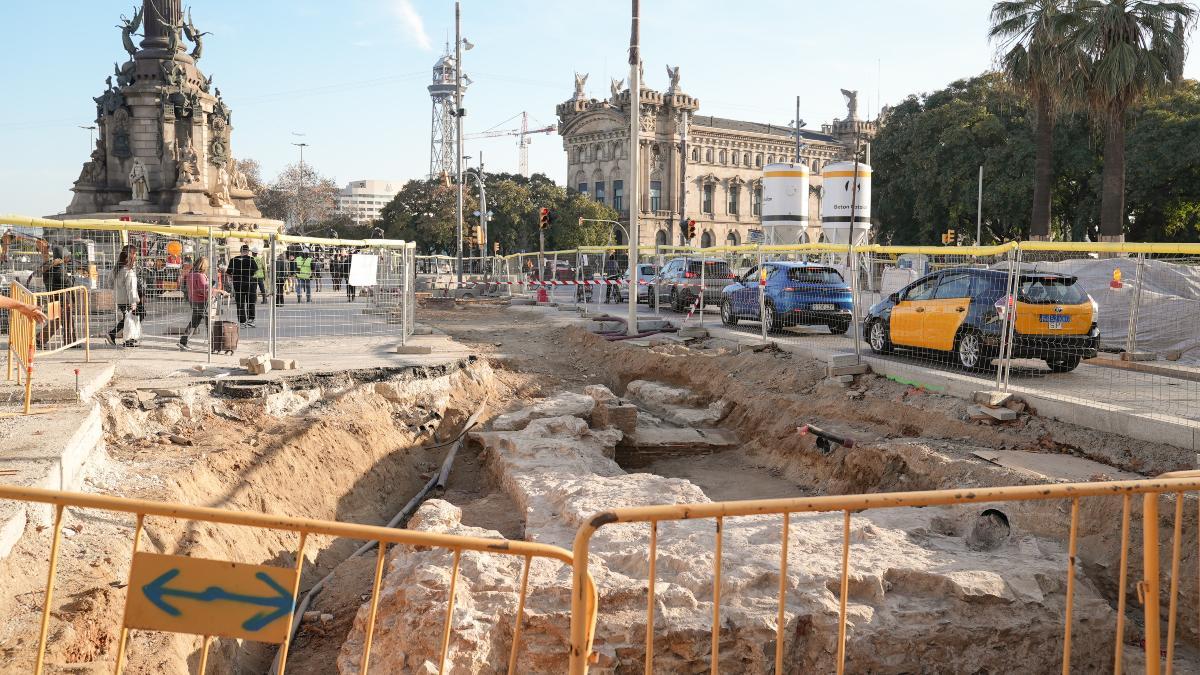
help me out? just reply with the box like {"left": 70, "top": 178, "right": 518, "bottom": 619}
{"left": 811, "top": 303, "right": 835, "bottom": 311}
{"left": 1040, "top": 314, "right": 1067, "bottom": 330}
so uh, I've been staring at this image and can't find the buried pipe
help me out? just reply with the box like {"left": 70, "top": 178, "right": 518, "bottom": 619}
{"left": 797, "top": 423, "right": 855, "bottom": 454}
{"left": 268, "top": 397, "right": 489, "bottom": 675}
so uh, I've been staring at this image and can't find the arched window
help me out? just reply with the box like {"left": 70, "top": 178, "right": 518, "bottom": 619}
{"left": 719, "top": 150, "right": 726, "bottom": 164}
{"left": 767, "top": 154, "right": 775, "bottom": 165}
{"left": 701, "top": 230, "right": 714, "bottom": 248}
{"left": 726, "top": 231, "right": 740, "bottom": 246}
{"left": 691, "top": 147, "right": 699, "bottom": 162}
{"left": 744, "top": 153, "right": 752, "bottom": 167}
{"left": 705, "top": 148, "right": 713, "bottom": 163}
{"left": 595, "top": 143, "right": 605, "bottom": 160}
{"left": 755, "top": 154, "right": 763, "bottom": 168}
{"left": 655, "top": 229, "right": 668, "bottom": 246}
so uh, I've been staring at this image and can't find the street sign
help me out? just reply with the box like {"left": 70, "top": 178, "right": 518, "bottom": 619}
{"left": 748, "top": 229, "right": 764, "bottom": 244}
{"left": 124, "top": 552, "right": 297, "bottom": 643}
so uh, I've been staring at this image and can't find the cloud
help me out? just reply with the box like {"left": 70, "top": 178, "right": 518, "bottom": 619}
{"left": 390, "top": 0, "right": 433, "bottom": 51}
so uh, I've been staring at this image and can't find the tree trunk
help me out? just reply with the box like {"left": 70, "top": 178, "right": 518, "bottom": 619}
{"left": 1099, "top": 114, "right": 1126, "bottom": 242}
{"left": 1030, "top": 96, "right": 1053, "bottom": 241}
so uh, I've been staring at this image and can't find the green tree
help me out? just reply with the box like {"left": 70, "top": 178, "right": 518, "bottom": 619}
{"left": 1066, "top": 0, "right": 1195, "bottom": 240}
{"left": 1125, "top": 80, "right": 1200, "bottom": 240}
{"left": 989, "top": 0, "right": 1083, "bottom": 239}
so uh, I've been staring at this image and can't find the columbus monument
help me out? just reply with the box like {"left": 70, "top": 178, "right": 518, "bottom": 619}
{"left": 55, "top": 0, "right": 280, "bottom": 231}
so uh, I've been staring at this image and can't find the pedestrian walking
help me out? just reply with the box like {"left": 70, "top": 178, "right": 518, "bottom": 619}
{"left": 177, "top": 256, "right": 228, "bottom": 350}
{"left": 255, "top": 249, "right": 269, "bottom": 304}
{"left": 107, "top": 245, "right": 143, "bottom": 347}
{"left": 226, "top": 244, "right": 258, "bottom": 327}
{"left": 344, "top": 251, "right": 357, "bottom": 302}
{"left": 274, "top": 252, "right": 290, "bottom": 305}
{"left": 295, "top": 250, "right": 313, "bottom": 303}
{"left": 312, "top": 255, "right": 324, "bottom": 293}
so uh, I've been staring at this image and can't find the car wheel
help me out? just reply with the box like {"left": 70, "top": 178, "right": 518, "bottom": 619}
{"left": 1047, "top": 355, "right": 1082, "bottom": 373}
{"left": 868, "top": 320, "right": 892, "bottom": 354}
{"left": 763, "top": 300, "right": 781, "bottom": 332}
{"left": 955, "top": 330, "right": 985, "bottom": 371}
{"left": 828, "top": 320, "right": 850, "bottom": 335}
{"left": 721, "top": 298, "right": 738, "bottom": 326}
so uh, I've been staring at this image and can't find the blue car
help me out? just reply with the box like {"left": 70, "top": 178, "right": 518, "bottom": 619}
{"left": 720, "top": 262, "right": 853, "bottom": 333}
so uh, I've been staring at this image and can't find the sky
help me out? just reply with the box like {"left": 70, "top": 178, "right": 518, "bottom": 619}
{"left": 1, "top": 0, "right": 1197, "bottom": 217}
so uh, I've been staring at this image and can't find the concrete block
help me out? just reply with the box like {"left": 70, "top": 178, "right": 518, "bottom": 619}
{"left": 832, "top": 374, "right": 855, "bottom": 385}
{"left": 270, "top": 358, "right": 298, "bottom": 370}
{"left": 636, "top": 318, "right": 674, "bottom": 331}
{"left": 678, "top": 326, "right": 709, "bottom": 338}
{"left": 973, "top": 391, "right": 1014, "bottom": 407}
{"left": 395, "top": 344, "right": 434, "bottom": 355}
{"left": 828, "top": 364, "right": 870, "bottom": 377}
{"left": 1121, "top": 351, "right": 1156, "bottom": 362}
{"left": 411, "top": 324, "right": 435, "bottom": 335}
{"left": 826, "top": 353, "right": 861, "bottom": 368}
{"left": 967, "top": 404, "right": 1017, "bottom": 421}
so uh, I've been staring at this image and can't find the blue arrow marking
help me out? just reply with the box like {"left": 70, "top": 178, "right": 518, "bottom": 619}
{"left": 142, "top": 568, "right": 295, "bottom": 632}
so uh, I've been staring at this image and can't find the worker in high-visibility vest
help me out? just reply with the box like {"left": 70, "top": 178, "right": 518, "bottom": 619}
{"left": 295, "top": 250, "right": 313, "bottom": 303}
{"left": 254, "top": 250, "right": 268, "bottom": 304}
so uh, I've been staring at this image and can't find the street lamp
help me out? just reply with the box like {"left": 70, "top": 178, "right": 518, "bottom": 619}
{"left": 291, "top": 134, "right": 309, "bottom": 233}
{"left": 79, "top": 125, "right": 97, "bottom": 153}
{"left": 453, "top": 1, "right": 473, "bottom": 287}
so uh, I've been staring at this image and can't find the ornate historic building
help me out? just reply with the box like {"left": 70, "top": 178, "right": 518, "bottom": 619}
{"left": 556, "top": 70, "right": 875, "bottom": 247}
{"left": 56, "top": 0, "right": 279, "bottom": 231}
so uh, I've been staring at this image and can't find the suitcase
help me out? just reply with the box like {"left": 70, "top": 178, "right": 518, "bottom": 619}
{"left": 211, "top": 320, "right": 239, "bottom": 355}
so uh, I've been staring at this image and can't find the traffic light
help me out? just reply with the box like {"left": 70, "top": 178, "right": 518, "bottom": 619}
{"left": 468, "top": 226, "right": 482, "bottom": 246}
{"left": 686, "top": 218, "right": 697, "bottom": 240}
{"left": 538, "top": 207, "right": 551, "bottom": 229}
{"left": 941, "top": 229, "right": 957, "bottom": 245}
{"left": 494, "top": 241, "right": 500, "bottom": 253}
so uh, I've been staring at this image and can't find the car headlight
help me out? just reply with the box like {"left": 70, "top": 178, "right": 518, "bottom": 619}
{"left": 1089, "top": 295, "right": 1098, "bottom": 316}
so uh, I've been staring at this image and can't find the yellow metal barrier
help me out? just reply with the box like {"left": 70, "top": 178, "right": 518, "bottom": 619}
{"left": 5, "top": 282, "right": 37, "bottom": 413}
{"left": 4, "top": 283, "right": 91, "bottom": 415}
{"left": 0, "top": 484, "right": 596, "bottom": 674}
{"left": 567, "top": 474, "right": 1200, "bottom": 674}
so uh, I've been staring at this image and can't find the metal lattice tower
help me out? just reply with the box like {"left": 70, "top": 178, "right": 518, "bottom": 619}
{"left": 428, "top": 49, "right": 459, "bottom": 180}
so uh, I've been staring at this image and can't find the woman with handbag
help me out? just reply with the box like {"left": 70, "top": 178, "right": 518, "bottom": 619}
{"left": 107, "top": 245, "right": 143, "bottom": 347}
{"left": 178, "top": 256, "right": 227, "bottom": 351}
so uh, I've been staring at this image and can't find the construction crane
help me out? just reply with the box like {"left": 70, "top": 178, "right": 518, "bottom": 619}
{"left": 465, "top": 112, "right": 555, "bottom": 177}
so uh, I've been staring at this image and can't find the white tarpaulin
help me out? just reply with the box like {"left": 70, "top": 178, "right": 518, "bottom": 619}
{"left": 348, "top": 253, "right": 378, "bottom": 287}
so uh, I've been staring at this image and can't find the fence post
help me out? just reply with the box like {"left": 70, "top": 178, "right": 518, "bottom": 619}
{"left": 995, "top": 246, "right": 1018, "bottom": 391}
{"left": 269, "top": 234, "right": 278, "bottom": 357}
{"left": 400, "top": 245, "right": 409, "bottom": 348}
{"left": 850, "top": 245, "right": 863, "bottom": 365}
{"left": 1125, "top": 253, "right": 1146, "bottom": 357}
{"left": 575, "top": 251, "right": 582, "bottom": 314}
{"left": 206, "top": 229, "right": 214, "bottom": 364}
{"left": 759, "top": 245, "right": 768, "bottom": 343}
{"left": 1000, "top": 246, "right": 1023, "bottom": 390}
{"left": 1143, "top": 492, "right": 1162, "bottom": 675}
{"left": 699, "top": 251, "right": 706, "bottom": 327}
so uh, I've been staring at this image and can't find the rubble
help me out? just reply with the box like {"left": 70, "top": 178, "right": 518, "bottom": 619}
{"left": 339, "top": 387, "right": 1116, "bottom": 674}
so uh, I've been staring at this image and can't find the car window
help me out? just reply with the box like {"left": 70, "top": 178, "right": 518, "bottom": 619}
{"left": 787, "top": 267, "right": 843, "bottom": 284}
{"left": 932, "top": 273, "right": 972, "bottom": 299}
{"left": 1018, "top": 276, "right": 1086, "bottom": 304}
{"left": 742, "top": 266, "right": 758, "bottom": 283}
{"left": 905, "top": 276, "right": 940, "bottom": 302}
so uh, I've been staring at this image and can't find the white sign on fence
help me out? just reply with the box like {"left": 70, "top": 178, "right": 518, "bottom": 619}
{"left": 348, "top": 254, "right": 379, "bottom": 287}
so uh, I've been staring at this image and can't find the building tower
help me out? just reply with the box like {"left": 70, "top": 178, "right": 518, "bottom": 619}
{"left": 428, "top": 49, "right": 459, "bottom": 180}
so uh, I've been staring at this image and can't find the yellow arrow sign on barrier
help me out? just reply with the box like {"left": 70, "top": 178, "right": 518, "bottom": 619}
{"left": 123, "top": 552, "right": 297, "bottom": 643}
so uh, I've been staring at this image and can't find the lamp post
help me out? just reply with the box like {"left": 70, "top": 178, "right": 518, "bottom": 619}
{"left": 291, "top": 135, "right": 309, "bottom": 233}
{"left": 453, "top": 2, "right": 473, "bottom": 287}
{"left": 79, "top": 125, "right": 96, "bottom": 153}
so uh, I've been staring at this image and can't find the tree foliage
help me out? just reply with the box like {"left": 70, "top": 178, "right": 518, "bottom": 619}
{"left": 376, "top": 173, "right": 618, "bottom": 254}
{"left": 873, "top": 74, "right": 1200, "bottom": 243}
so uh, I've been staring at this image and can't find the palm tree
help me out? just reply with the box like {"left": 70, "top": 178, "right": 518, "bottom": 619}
{"left": 989, "top": 0, "right": 1080, "bottom": 240}
{"left": 1067, "top": 0, "right": 1195, "bottom": 241}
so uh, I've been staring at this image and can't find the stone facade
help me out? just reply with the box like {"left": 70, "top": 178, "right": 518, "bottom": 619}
{"left": 56, "top": 0, "right": 278, "bottom": 231}
{"left": 556, "top": 74, "right": 875, "bottom": 247}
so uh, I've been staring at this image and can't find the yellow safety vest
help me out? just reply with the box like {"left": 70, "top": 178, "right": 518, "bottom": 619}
{"left": 296, "top": 257, "right": 313, "bottom": 280}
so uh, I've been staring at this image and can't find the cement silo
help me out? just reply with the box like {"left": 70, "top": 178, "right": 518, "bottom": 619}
{"left": 760, "top": 163, "right": 809, "bottom": 245}
{"left": 820, "top": 161, "right": 872, "bottom": 245}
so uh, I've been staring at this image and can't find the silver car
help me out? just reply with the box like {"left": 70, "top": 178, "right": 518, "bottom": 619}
{"left": 619, "top": 264, "right": 659, "bottom": 303}
{"left": 648, "top": 257, "right": 736, "bottom": 312}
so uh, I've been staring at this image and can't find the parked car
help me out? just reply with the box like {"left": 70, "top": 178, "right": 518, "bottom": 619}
{"left": 619, "top": 264, "right": 659, "bottom": 303}
{"left": 863, "top": 267, "right": 1099, "bottom": 372}
{"left": 649, "top": 258, "right": 736, "bottom": 312}
{"left": 720, "top": 262, "right": 853, "bottom": 333}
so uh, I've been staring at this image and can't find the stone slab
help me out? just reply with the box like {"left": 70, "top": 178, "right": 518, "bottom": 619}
{"left": 394, "top": 345, "right": 433, "bottom": 355}
{"left": 973, "top": 390, "right": 1015, "bottom": 408}
{"left": 828, "top": 364, "right": 870, "bottom": 377}
{"left": 972, "top": 450, "right": 1141, "bottom": 482}
{"left": 967, "top": 404, "right": 1018, "bottom": 421}
{"left": 629, "top": 426, "right": 739, "bottom": 449}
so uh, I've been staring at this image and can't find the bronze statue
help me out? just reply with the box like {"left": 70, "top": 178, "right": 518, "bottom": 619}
{"left": 116, "top": 6, "right": 144, "bottom": 57}
{"left": 183, "top": 9, "right": 211, "bottom": 62}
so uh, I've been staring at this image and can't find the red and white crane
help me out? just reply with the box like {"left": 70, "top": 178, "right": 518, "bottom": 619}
{"left": 465, "top": 112, "right": 555, "bottom": 177}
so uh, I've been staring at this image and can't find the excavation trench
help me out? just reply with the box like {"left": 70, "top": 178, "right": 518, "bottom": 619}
{"left": 326, "top": 314, "right": 1200, "bottom": 674}
{"left": 0, "top": 357, "right": 504, "bottom": 675}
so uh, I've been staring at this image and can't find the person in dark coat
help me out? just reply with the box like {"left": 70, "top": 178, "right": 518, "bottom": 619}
{"left": 225, "top": 244, "right": 258, "bottom": 327}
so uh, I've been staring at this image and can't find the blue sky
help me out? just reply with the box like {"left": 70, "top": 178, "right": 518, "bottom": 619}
{"left": 1, "top": 0, "right": 1197, "bottom": 217}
